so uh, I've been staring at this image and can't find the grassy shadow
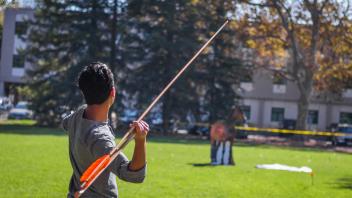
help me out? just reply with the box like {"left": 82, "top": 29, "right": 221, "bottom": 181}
{"left": 188, "top": 163, "right": 235, "bottom": 167}
{"left": 331, "top": 177, "right": 352, "bottom": 190}
{"left": 189, "top": 163, "right": 214, "bottom": 167}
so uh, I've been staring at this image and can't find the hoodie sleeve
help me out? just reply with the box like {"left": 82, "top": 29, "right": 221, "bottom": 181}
{"left": 111, "top": 152, "right": 146, "bottom": 183}
{"left": 88, "top": 126, "right": 146, "bottom": 183}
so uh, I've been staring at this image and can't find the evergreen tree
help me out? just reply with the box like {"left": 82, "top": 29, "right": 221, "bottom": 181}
{"left": 124, "top": 0, "right": 249, "bottom": 130}
{"left": 26, "top": 0, "right": 118, "bottom": 126}
{"left": 191, "top": 0, "right": 249, "bottom": 123}
{"left": 123, "top": 0, "right": 200, "bottom": 131}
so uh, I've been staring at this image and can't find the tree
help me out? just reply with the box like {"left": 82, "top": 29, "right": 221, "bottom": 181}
{"left": 236, "top": 0, "right": 352, "bottom": 129}
{"left": 124, "top": 0, "right": 248, "bottom": 132}
{"left": 123, "top": 0, "right": 201, "bottom": 132}
{"left": 26, "top": 0, "right": 120, "bottom": 126}
{"left": 191, "top": 0, "right": 249, "bottom": 123}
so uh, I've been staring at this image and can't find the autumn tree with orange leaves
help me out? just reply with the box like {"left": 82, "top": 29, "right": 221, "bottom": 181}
{"left": 236, "top": 0, "right": 352, "bottom": 130}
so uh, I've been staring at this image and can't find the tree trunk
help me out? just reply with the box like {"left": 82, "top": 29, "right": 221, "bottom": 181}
{"left": 208, "top": 73, "right": 216, "bottom": 124}
{"left": 161, "top": 40, "right": 173, "bottom": 134}
{"left": 162, "top": 91, "right": 171, "bottom": 134}
{"left": 110, "top": 0, "right": 118, "bottom": 70}
{"left": 296, "top": 94, "right": 309, "bottom": 130}
{"left": 108, "top": 0, "right": 118, "bottom": 128}
{"left": 296, "top": 70, "right": 314, "bottom": 130}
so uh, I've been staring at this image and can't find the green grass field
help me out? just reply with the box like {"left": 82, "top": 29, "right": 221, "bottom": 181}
{"left": 0, "top": 120, "right": 351, "bottom": 198}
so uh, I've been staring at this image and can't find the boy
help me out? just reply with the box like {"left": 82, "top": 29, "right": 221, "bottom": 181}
{"left": 62, "top": 62, "right": 149, "bottom": 198}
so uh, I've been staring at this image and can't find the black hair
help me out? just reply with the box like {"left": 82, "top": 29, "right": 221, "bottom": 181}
{"left": 78, "top": 62, "right": 115, "bottom": 105}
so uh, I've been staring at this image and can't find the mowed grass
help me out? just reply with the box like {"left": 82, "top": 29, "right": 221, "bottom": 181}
{"left": 0, "top": 121, "right": 351, "bottom": 198}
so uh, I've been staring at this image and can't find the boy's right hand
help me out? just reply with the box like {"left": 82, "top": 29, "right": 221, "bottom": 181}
{"left": 130, "top": 120, "right": 149, "bottom": 141}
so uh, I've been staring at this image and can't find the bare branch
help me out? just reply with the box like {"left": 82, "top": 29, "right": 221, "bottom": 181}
{"left": 271, "top": 0, "right": 302, "bottom": 77}
{"left": 268, "top": 67, "right": 295, "bottom": 81}
{"left": 241, "top": 0, "right": 274, "bottom": 7}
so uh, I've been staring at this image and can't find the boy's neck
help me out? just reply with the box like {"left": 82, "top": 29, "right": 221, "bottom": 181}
{"left": 85, "top": 104, "right": 109, "bottom": 122}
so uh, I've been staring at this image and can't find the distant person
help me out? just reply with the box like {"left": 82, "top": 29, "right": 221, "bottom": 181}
{"left": 210, "top": 106, "right": 247, "bottom": 166}
{"left": 62, "top": 62, "right": 149, "bottom": 198}
{"left": 210, "top": 121, "right": 234, "bottom": 165}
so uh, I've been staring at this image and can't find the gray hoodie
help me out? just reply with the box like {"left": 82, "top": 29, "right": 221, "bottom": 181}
{"left": 62, "top": 106, "right": 146, "bottom": 198}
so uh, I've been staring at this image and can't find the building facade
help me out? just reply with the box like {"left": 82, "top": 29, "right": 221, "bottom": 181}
{"left": 238, "top": 69, "right": 352, "bottom": 131}
{"left": 1, "top": 8, "right": 351, "bottom": 129}
{"left": 0, "top": 8, "right": 34, "bottom": 96}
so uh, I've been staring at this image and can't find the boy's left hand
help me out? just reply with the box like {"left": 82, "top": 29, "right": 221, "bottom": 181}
{"left": 131, "top": 120, "right": 149, "bottom": 141}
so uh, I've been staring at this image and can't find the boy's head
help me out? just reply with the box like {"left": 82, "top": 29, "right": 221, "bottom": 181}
{"left": 78, "top": 62, "right": 115, "bottom": 105}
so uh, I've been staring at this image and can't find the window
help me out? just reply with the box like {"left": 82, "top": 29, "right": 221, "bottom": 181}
{"left": 240, "top": 73, "right": 253, "bottom": 92}
{"left": 241, "top": 105, "right": 251, "bottom": 120}
{"left": 272, "top": 73, "right": 287, "bottom": 85}
{"left": 340, "top": 112, "right": 352, "bottom": 124}
{"left": 271, "top": 107, "right": 284, "bottom": 122}
{"left": 307, "top": 110, "right": 319, "bottom": 124}
{"left": 272, "top": 73, "right": 287, "bottom": 94}
{"left": 13, "top": 53, "right": 25, "bottom": 68}
{"left": 343, "top": 82, "right": 352, "bottom": 98}
{"left": 15, "top": 21, "right": 28, "bottom": 36}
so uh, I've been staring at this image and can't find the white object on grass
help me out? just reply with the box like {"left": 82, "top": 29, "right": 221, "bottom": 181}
{"left": 256, "top": 164, "right": 312, "bottom": 173}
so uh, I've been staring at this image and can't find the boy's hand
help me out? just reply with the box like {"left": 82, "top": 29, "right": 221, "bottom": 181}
{"left": 130, "top": 120, "right": 149, "bottom": 141}
{"left": 129, "top": 120, "right": 148, "bottom": 171}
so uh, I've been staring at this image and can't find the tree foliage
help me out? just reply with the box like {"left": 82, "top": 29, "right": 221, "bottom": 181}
{"left": 191, "top": 0, "right": 249, "bottom": 122}
{"left": 26, "top": 0, "right": 121, "bottom": 126}
{"left": 236, "top": 0, "right": 352, "bottom": 129}
{"left": 26, "top": 0, "right": 249, "bottom": 128}
{"left": 124, "top": 0, "right": 247, "bottom": 131}
{"left": 122, "top": 0, "right": 205, "bottom": 131}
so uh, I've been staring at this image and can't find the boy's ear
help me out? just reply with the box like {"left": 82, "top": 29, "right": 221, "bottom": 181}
{"left": 110, "top": 87, "right": 116, "bottom": 97}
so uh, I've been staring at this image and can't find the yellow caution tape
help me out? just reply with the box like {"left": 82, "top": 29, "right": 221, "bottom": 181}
{"left": 178, "top": 122, "right": 347, "bottom": 137}
{"left": 235, "top": 126, "right": 346, "bottom": 137}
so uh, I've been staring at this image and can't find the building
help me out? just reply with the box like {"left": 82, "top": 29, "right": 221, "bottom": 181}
{"left": 0, "top": 8, "right": 34, "bottom": 96}
{"left": 238, "top": 69, "right": 352, "bottom": 131}
{"left": 1, "top": 8, "right": 351, "bottom": 130}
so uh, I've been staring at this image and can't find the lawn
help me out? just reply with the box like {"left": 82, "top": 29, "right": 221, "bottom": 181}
{"left": 0, "top": 121, "right": 351, "bottom": 198}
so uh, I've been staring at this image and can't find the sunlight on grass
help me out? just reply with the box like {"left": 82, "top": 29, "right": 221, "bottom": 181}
{"left": 0, "top": 123, "right": 351, "bottom": 198}
{"left": 0, "top": 119, "right": 36, "bottom": 126}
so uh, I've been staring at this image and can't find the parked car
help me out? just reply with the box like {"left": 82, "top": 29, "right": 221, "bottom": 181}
{"left": 0, "top": 97, "right": 13, "bottom": 111}
{"left": 119, "top": 109, "right": 138, "bottom": 124}
{"left": 280, "top": 119, "right": 296, "bottom": 130}
{"left": 277, "top": 119, "right": 296, "bottom": 138}
{"left": 235, "top": 126, "right": 248, "bottom": 139}
{"left": 145, "top": 112, "right": 163, "bottom": 132}
{"left": 8, "top": 101, "right": 33, "bottom": 119}
{"left": 188, "top": 123, "right": 210, "bottom": 137}
{"left": 331, "top": 124, "right": 352, "bottom": 146}
{"left": 148, "top": 112, "right": 163, "bottom": 125}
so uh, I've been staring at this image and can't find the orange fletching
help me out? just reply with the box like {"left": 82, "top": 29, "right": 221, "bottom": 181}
{"left": 80, "top": 154, "right": 111, "bottom": 183}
